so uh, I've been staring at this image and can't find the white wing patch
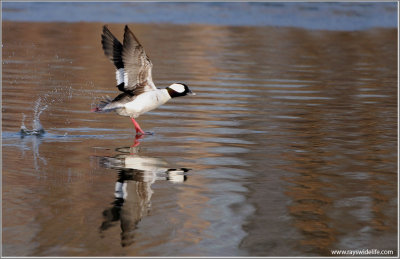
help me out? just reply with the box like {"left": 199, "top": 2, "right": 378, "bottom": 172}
{"left": 124, "top": 71, "right": 129, "bottom": 86}
{"left": 115, "top": 68, "right": 125, "bottom": 85}
{"left": 115, "top": 181, "right": 128, "bottom": 199}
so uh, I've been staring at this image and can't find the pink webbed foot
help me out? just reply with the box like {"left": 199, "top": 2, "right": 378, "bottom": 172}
{"left": 131, "top": 134, "right": 144, "bottom": 148}
{"left": 130, "top": 118, "right": 153, "bottom": 135}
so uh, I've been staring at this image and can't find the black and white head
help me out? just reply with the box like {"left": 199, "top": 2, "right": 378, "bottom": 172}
{"left": 166, "top": 83, "right": 195, "bottom": 98}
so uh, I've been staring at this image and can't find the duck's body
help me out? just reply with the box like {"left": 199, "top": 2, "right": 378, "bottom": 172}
{"left": 93, "top": 25, "right": 194, "bottom": 135}
{"left": 100, "top": 89, "right": 172, "bottom": 118}
{"left": 124, "top": 89, "right": 170, "bottom": 117}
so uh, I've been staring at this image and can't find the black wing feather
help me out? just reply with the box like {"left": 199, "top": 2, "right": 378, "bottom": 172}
{"left": 122, "top": 25, "right": 156, "bottom": 94}
{"left": 101, "top": 25, "right": 124, "bottom": 69}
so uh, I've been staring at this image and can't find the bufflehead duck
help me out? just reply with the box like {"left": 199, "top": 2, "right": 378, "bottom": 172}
{"left": 93, "top": 25, "right": 195, "bottom": 135}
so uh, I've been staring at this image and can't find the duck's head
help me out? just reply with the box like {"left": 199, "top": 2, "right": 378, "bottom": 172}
{"left": 166, "top": 83, "right": 195, "bottom": 98}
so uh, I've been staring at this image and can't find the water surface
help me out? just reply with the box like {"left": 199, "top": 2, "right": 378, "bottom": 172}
{"left": 2, "top": 21, "right": 397, "bottom": 256}
{"left": 2, "top": 2, "right": 397, "bottom": 30}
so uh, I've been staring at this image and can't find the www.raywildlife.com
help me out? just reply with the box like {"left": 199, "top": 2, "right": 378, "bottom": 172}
{"left": 331, "top": 249, "right": 395, "bottom": 256}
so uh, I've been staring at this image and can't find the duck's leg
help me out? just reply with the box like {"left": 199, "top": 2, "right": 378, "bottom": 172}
{"left": 130, "top": 118, "right": 145, "bottom": 135}
{"left": 131, "top": 134, "right": 144, "bottom": 150}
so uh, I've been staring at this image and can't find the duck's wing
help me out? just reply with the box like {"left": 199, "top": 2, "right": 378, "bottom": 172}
{"left": 122, "top": 25, "right": 157, "bottom": 95}
{"left": 101, "top": 25, "right": 125, "bottom": 87}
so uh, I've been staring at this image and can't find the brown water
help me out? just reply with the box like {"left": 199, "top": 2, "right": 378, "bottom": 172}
{"left": 2, "top": 22, "right": 397, "bottom": 256}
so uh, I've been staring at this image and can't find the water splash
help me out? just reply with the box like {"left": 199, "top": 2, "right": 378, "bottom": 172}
{"left": 20, "top": 97, "right": 48, "bottom": 136}
{"left": 19, "top": 86, "right": 73, "bottom": 137}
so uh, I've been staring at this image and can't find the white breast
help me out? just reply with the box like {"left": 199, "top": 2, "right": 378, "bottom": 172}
{"left": 124, "top": 89, "right": 171, "bottom": 118}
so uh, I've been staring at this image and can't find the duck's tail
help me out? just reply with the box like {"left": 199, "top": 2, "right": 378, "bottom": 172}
{"left": 91, "top": 96, "right": 114, "bottom": 113}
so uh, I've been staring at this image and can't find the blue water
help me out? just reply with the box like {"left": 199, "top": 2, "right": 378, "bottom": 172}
{"left": 2, "top": 2, "right": 398, "bottom": 31}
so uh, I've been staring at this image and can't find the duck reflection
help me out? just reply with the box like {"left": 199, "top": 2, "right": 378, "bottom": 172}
{"left": 98, "top": 147, "right": 189, "bottom": 247}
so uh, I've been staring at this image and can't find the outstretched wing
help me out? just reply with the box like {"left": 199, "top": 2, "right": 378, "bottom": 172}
{"left": 122, "top": 25, "right": 156, "bottom": 95}
{"left": 101, "top": 25, "right": 125, "bottom": 86}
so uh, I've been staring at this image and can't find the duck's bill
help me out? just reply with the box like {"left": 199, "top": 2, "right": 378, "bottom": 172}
{"left": 188, "top": 91, "right": 196, "bottom": 96}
